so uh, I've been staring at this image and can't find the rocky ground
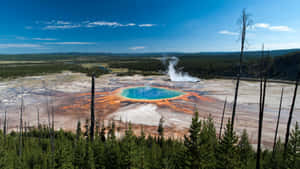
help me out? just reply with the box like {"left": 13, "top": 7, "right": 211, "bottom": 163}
{"left": 0, "top": 71, "right": 299, "bottom": 148}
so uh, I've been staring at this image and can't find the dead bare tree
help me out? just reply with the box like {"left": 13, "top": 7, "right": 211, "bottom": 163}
{"left": 19, "top": 87, "right": 25, "bottom": 157}
{"left": 3, "top": 108, "right": 7, "bottom": 142}
{"left": 283, "top": 78, "right": 299, "bottom": 159}
{"left": 43, "top": 81, "right": 51, "bottom": 130}
{"left": 90, "top": 74, "right": 95, "bottom": 141}
{"left": 219, "top": 98, "right": 227, "bottom": 139}
{"left": 256, "top": 77, "right": 267, "bottom": 169}
{"left": 231, "top": 9, "right": 252, "bottom": 130}
{"left": 256, "top": 44, "right": 267, "bottom": 169}
{"left": 36, "top": 106, "right": 40, "bottom": 128}
{"left": 272, "top": 88, "right": 284, "bottom": 159}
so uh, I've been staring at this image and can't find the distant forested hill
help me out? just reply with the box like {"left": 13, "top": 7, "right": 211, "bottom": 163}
{"left": 1, "top": 49, "right": 300, "bottom": 80}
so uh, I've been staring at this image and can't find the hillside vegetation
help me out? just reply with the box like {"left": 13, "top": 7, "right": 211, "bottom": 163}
{"left": 0, "top": 113, "right": 299, "bottom": 169}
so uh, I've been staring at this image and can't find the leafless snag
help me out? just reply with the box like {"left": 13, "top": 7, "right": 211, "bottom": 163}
{"left": 3, "top": 108, "right": 7, "bottom": 143}
{"left": 256, "top": 44, "right": 267, "bottom": 169}
{"left": 18, "top": 87, "right": 25, "bottom": 157}
{"left": 90, "top": 74, "right": 95, "bottom": 141}
{"left": 231, "top": 9, "right": 252, "bottom": 131}
{"left": 283, "top": 78, "right": 299, "bottom": 159}
{"left": 272, "top": 88, "right": 284, "bottom": 160}
{"left": 219, "top": 97, "right": 227, "bottom": 139}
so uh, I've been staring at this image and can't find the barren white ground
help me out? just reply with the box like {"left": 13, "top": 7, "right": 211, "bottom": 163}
{"left": 0, "top": 72, "right": 299, "bottom": 148}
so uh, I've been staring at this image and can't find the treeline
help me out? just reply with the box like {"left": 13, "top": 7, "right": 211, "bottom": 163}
{"left": 0, "top": 113, "right": 299, "bottom": 169}
{"left": 108, "top": 52, "right": 300, "bottom": 81}
{"left": 0, "top": 63, "right": 108, "bottom": 79}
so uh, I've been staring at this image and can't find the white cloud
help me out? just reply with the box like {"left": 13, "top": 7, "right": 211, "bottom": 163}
{"left": 45, "top": 42, "right": 95, "bottom": 45}
{"left": 35, "top": 20, "right": 156, "bottom": 30}
{"left": 87, "top": 21, "right": 137, "bottom": 27}
{"left": 88, "top": 21, "right": 121, "bottom": 27}
{"left": 56, "top": 21, "right": 71, "bottom": 25}
{"left": 129, "top": 46, "right": 145, "bottom": 50}
{"left": 125, "top": 23, "right": 136, "bottom": 26}
{"left": 32, "top": 38, "right": 56, "bottom": 41}
{"left": 218, "top": 30, "right": 238, "bottom": 36}
{"left": 269, "top": 26, "right": 292, "bottom": 32}
{"left": 43, "top": 24, "right": 81, "bottom": 30}
{"left": 254, "top": 23, "right": 270, "bottom": 28}
{"left": 138, "top": 24, "right": 155, "bottom": 27}
{"left": 254, "top": 23, "right": 293, "bottom": 32}
{"left": 0, "top": 43, "right": 42, "bottom": 48}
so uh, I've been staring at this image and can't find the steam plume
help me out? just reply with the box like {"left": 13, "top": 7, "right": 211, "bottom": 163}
{"left": 166, "top": 56, "right": 200, "bottom": 82}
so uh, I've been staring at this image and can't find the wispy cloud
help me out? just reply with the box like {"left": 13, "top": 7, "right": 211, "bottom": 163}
{"left": 56, "top": 21, "right": 71, "bottom": 25}
{"left": 254, "top": 23, "right": 293, "bottom": 32}
{"left": 138, "top": 24, "right": 155, "bottom": 27}
{"left": 129, "top": 46, "right": 145, "bottom": 50}
{"left": 32, "top": 38, "right": 56, "bottom": 41}
{"left": 218, "top": 30, "right": 238, "bottom": 36}
{"left": 33, "top": 20, "right": 155, "bottom": 30}
{"left": 87, "top": 21, "right": 122, "bottom": 27}
{"left": 0, "top": 43, "right": 42, "bottom": 48}
{"left": 43, "top": 24, "right": 81, "bottom": 30}
{"left": 45, "top": 42, "right": 95, "bottom": 45}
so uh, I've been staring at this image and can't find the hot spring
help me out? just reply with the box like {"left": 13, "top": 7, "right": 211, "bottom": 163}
{"left": 121, "top": 86, "right": 184, "bottom": 100}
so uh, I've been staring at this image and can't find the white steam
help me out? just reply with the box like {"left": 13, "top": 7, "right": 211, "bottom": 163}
{"left": 166, "top": 56, "right": 200, "bottom": 82}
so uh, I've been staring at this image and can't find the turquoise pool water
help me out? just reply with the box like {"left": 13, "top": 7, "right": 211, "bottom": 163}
{"left": 121, "top": 86, "right": 184, "bottom": 100}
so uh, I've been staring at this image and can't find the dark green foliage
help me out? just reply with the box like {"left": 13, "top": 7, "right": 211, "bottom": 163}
{"left": 286, "top": 122, "right": 300, "bottom": 169}
{"left": 0, "top": 115, "right": 298, "bottom": 169}
{"left": 238, "top": 129, "right": 255, "bottom": 169}
{"left": 216, "top": 120, "right": 240, "bottom": 169}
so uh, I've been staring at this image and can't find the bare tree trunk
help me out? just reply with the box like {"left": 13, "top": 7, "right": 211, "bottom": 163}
{"left": 284, "top": 79, "right": 298, "bottom": 159}
{"left": 19, "top": 90, "right": 24, "bottom": 157}
{"left": 51, "top": 100, "right": 55, "bottom": 154}
{"left": 36, "top": 106, "right": 40, "bottom": 128}
{"left": 36, "top": 106, "right": 41, "bottom": 144}
{"left": 231, "top": 9, "right": 249, "bottom": 130}
{"left": 256, "top": 44, "right": 266, "bottom": 169}
{"left": 272, "top": 88, "right": 284, "bottom": 159}
{"left": 256, "top": 78, "right": 267, "bottom": 169}
{"left": 219, "top": 98, "right": 227, "bottom": 139}
{"left": 90, "top": 74, "right": 95, "bottom": 141}
{"left": 3, "top": 108, "right": 7, "bottom": 143}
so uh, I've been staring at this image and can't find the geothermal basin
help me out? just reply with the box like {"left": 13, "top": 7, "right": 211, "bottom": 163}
{"left": 1, "top": 72, "right": 300, "bottom": 149}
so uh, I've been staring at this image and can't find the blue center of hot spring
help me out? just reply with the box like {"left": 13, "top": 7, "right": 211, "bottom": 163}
{"left": 121, "top": 86, "right": 184, "bottom": 100}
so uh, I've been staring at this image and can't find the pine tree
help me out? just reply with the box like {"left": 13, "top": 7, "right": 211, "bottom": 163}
{"left": 286, "top": 122, "right": 300, "bottom": 168}
{"left": 216, "top": 120, "right": 240, "bottom": 169}
{"left": 238, "top": 129, "right": 253, "bottom": 169}
{"left": 74, "top": 138, "right": 86, "bottom": 168}
{"left": 184, "top": 111, "right": 202, "bottom": 168}
{"left": 84, "top": 119, "right": 89, "bottom": 138}
{"left": 76, "top": 120, "right": 81, "bottom": 140}
{"left": 121, "top": 122, "right": 138, "bottom": 169}
{"left": 269, "top": 138, "right": 285, "bottom": 169}
{"left": 158, "top": 116, "right": 164, "bottom": 146}
{"left": 107, "top": 121, "right": 116, "bottom": 141}
{"left": 93, "top": 140, "right": 105, "bottom": 169}
{"left": 198, "top": 115, "right": 217, "bottom": 168}
{"left": 100, "top": 121, "right": 106, "bottom": 142}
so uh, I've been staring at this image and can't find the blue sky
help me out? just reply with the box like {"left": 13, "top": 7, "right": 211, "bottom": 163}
{"left": 0, "top": 0, "right": 299, "bottom": 54}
